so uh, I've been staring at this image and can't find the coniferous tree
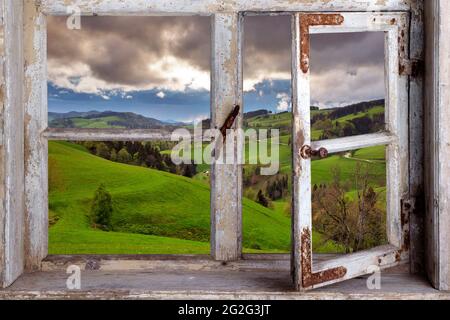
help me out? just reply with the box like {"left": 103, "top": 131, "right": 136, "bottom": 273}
{"left": 90, "top": 184, "right": 113, "bottom": 231}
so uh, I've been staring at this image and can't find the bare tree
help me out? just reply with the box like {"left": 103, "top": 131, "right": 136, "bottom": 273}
{"left": 313, "top": 164, "right": 386, "bottom": 253}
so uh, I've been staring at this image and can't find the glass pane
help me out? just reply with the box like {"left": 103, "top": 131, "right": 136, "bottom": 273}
{"left": 242, "top": 15, "right": 292, "bottom": 253}
{"left": 311, "top": 146, "right": 387, "bottom": 254}
{"left": 48, "top": 140, "right": 210, "bottom": 254}
{"left": 47, "top": 15, "right": 213, "bottom": 254}
{"left": 47, "top": 16, "right": 211, "bottom": 129}
{"left": 310, "top": 32, "right": 386, "bottom": 141}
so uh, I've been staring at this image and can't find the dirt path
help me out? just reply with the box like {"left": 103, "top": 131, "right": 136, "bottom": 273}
{"left": 343, "top": 152, "right": 385, "bottom": 164}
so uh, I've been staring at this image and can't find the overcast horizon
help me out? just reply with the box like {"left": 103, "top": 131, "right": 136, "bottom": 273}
{"left": 48, "top": 16, "right": 385, "bottom": 123}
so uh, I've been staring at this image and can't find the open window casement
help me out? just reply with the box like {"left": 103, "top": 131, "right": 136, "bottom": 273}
{"left": 10, "top": 0, "right": 450, "bottom": 297}
{"left": 291, "top": 12, "right": 410, "bottom": 290}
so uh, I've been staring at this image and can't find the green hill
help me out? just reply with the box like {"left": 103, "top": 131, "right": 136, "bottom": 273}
{"left": 245, "top": 103, "right": 385, "bottom": 141}
{"left": 246, "top": 111, "right": 292, "bottom": 129}
{"left": 49, "top": 141, "right": 344, "bottom": 254}
{"left": 48, "top": 111, "right": 183, "bottom": 129}
{"left": 48, "top": 101, "right": 387, "bottom": 255}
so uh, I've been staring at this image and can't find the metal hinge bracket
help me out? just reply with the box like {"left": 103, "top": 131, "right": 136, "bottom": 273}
{"left": 400, "top": 58, "right": 424, "bottom": 77}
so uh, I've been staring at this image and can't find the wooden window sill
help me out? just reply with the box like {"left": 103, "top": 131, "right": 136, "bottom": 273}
{"left": 0, "top": 255, "right": 447, "bottom": 300}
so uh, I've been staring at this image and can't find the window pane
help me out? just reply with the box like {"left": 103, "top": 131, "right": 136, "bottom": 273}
{"left": 310, "top": 32, "right": 386, "bottom": 141}
{"left": 48, "top": 140, "right": 211, "bottom": 254}
{"left": 47, "top": 15, "right": 214, "bottom": 254}
{"left": 312, "top": 146, "right": 387, "bottom": 254}
{"left": 242, "top": 15, "right": 292, "bottom": 253}
{"left": 47, "top": 16, "right": 211, "bottom": 129}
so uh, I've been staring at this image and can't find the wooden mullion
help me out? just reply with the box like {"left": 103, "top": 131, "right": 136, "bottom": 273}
{"left": 43, "top": 128, "right": 183, "bottom": 142}
{"left": 311, "top": 132, "right": 395, "bottom": 155}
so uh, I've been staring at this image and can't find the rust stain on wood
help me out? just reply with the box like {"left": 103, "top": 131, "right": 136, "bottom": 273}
{"left": 295, "top": 129, "right": 305, "bottom": 176}
{"left": 299, "top": 14, "right": 344, "bottom": 74}
{"left": 401, "top": 199, "right": 411, "bottom": 253}
{"left": 401, "top": 199, "right": 411, "bottom": 227}
{"left": 400, "top": 59, "right": 424, "bottom": 77}
{"left": 300, "top": 228, "right": 347, "bottom": 288}
{"left": 396, "top": 198, "right": 413, "bottom": 261}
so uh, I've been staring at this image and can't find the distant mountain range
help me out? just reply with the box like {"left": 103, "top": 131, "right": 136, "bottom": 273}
{"left": 48, "top": 111, "right": 105, "bottom": 121}
{"left": 48, "top": 109, "right": 275, "bottom": 130}
{"left": 48, "top": 111, "right": 188, "bottom": 129}
{"left": 48, "top": 100, "right": 384, "bottom": 130}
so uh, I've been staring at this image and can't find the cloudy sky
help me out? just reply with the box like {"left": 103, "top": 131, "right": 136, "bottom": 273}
{"left": 47, "top": 15, "right": 385, "bottom": 122}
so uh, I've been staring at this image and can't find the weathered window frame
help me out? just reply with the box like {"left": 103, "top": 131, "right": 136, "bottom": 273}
{"left": 291, "top": 12, "right": 410, "bottom": 290}
{"left": 0, "top": 0, "right": 432, "bottom": 291}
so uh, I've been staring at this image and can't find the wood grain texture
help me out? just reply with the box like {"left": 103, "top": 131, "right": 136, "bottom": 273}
{"left": 312, "top": 133, "right": 396, "bottom": 155}
{"left": 292, "top": 12, "right": 410, "bottom": 291}
{"left": 3, "top": 254, "right": 438, "bottom": 299}
{"left": 210, "top": 13, "right": 243, "bottom": 261}
{"left": 0, "top": 267, "right": 445, "bottom": 300}
{"left": 408, "top": 0, "right": 425, "bottom": 275}
{"left": 41, "top": 0, "right": 413, "bottom": 15}
{"left": 44, "top": 128, "right": 177, "bottom": 141}
{"left": 291, "top": 13, "right": 306, "bottom": 290}
{"left": 424, "top": 0, "right": 450, "bottom": 291}
{"left": 385, "top": 14, "right": 410, "bottom": 249}
{"left": 24, "top": 0, "right": 48, "bottom": 271}
{"left": 0, "top": 0, "right": 25, "bottom": 288}
{"left": 0, "top": 0, "right": 434, "bottom": 294}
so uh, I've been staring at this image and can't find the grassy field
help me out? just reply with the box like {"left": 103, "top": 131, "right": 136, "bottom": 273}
{"left": 48, "top": 105, "right": 387, "bottom": 255}
{"left": 332, "top": 106, "right": 385, "bottom": 123}
{"left": 70, "top": 116, "right": 126, "bottom": 129}
{"left": 245, "top": 105, "right": 384, "bottom": 143}
{"left": 312, "top": 147, "right": 386, "bottom": 187}
{"left": 241, "top": 107, "right": 387, "bottom": 253}
{"left": 49, "top": 141, "right": 347, "bottom": 254}
{"left": 246, "top": 112, "right": 292, "bottom": 129}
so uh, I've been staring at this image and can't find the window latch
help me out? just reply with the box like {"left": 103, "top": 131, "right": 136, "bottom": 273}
{"left": 220, "top": 105, "right": 240, "bottom": 142}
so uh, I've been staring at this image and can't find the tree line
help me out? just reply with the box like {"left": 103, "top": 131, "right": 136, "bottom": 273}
{"left": 243, "top": 166, "right": 290, "bottom": 208}
{"left": 79, "top": 141, "right": 197, "bottom": 178}
{"left": 313, "top": 113, "right": 385, "bottom": 140}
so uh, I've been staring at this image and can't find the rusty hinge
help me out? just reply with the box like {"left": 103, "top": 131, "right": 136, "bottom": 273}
{"left": 220, "top": 105, "right": 240, "bottom": 142}
{"left": 399, "top": 197, "right": 414, "bottom": 256}
{"left": 401, "top": 197, "right": 414, "bottom": 227}
{"left": 399, "top": 59, "right": 424, "bottom": 77}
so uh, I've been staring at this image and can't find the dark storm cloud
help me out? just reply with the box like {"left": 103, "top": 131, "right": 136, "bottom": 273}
{"left": 243, "top": 15, "right": 385, "bottom": 75}
{"left": 48, "top": 15, "right": 385, "bottom": 107}
{"left": 243, "top": 15, "right": 385, "bottom": 107}
{"left": 243, "top": 16, "right": 292, "bottom": 79}
{"left": 309, "top": 32, "right": 386, "bottom": 107}
{"left": 310, "top": 32, "right": 385, "bottom": 73}
{"left": 48, "top": 16, "right": 211, "bottom": 87}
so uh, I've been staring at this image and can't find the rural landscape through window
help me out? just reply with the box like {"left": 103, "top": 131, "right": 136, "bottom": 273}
{"left": 309, "top": 32, "right": 388, "bottom": 253}
{"left": 242, "top": 16, "right": 388, "bottom": 254}
{"left": 47, "top": 15, "right": 388, "bottom": 256}
{"left": 310, "top": 32, "right": 386, "bottom": 141}
{"left": 47, "top": 16, "right": 214, "bottom": 254}
{"left": 242, "top": 16, "right": 292, "bottom": 253}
